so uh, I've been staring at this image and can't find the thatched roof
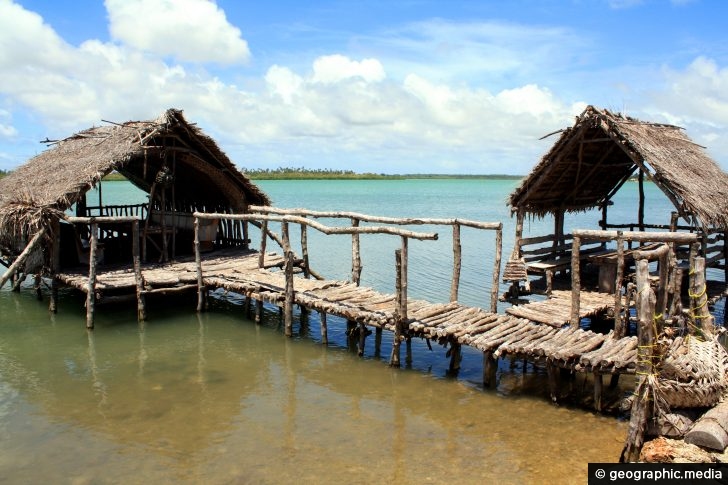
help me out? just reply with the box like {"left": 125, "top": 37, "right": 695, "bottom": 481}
{"left": 0, "top": 108, "right": 269, "bottom": 240}
{"left": 509, "top": 105, "right": 728, "bottom": 228}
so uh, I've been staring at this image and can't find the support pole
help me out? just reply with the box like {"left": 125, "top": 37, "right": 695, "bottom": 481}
{"left": 450, "top": 223, "right": 461, "bottom": 302}
{"left": 614, "top": 233, "right": 625, "bottom": 338}
{"left": 570, "top": 236, "right": 582, "bottom": 327}
{"left": 691, "top": 256, "right": 714, "bottom": 337}
{"left": 49, "top": 219, "right": 60, "bottom": 313}
{"left": 195, "top": 217, "right": 205, "bottom": 312}
{"left": 491, "top": 227, "right": 502, "bottom": 313}
{"left": 594, "top": 371, "right": 603, "bottom": 412}
{"left": 258, "top": 220, "right": 268, "bottom": 269}
{"left": 282, "top": 222, "right": 294, "bottom": 337}
{"left": 638, "top": 170, "right": 645, "bottom": 232}
{"left": 351, "top": 218, "right": 362, "bottom": 285}
{"left": 319, "top": 311, "right": 328, "bottom": 345}
{"left": 483, "top": 351, "right": 497, "bottom": 387}
{"left": 86, "top": 222, "right": 98, "bottom": 329}
{"left": 390, "top": 248, "right": 404, "bottom": 367}
{"left": 621, "top": 259, "right": 656, "bottom": 462}
{"left": 132, "top": 220, "right": 146, "bottom": 321}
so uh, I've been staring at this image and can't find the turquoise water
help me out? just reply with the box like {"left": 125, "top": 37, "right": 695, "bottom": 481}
{"left": 0, "top": 179, "right": 680, "bottom": 483}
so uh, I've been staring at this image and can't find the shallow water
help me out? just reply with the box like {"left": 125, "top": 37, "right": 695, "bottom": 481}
{"left": 1, "top": 178, "right": 682, "bottom": 483}
{"left": 0, "top": 287, "right": 626, "bottom": 484}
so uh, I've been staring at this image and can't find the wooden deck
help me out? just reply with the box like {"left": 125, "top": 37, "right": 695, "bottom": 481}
{"left": 56, "top": 248, "right": 637, "bottom": 375}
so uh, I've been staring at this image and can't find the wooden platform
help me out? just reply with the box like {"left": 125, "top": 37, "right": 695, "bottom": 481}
{"left": 505, "top": 290, "right": 616, "bottom": 327}
{"left": 56, "top": 248, "right": 637, "bottom": 375}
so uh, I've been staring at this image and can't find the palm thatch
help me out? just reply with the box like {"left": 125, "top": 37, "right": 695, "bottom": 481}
{"left": 509, "top": 105, "right": 728, "bottom": 228}
{"left": 0, "top": 108, "right": 269, "bottom": 249}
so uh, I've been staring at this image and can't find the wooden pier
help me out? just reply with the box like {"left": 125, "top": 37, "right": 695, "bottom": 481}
{"left": 45, "top": 207, "right": 659, "bottom": 406}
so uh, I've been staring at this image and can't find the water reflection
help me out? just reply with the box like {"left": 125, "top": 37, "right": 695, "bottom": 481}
{"left": 0, "top": 293, "right": 626, "bottom": 483}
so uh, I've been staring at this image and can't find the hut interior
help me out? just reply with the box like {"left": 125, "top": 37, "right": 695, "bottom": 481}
{"left": 504, "top": 105, "right": 728, "bottom": 303}
{"left": 0, "top": 108, "right": 270, "bottom": 278}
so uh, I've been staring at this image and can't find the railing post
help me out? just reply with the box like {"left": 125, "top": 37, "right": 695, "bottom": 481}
{"left": 300, "top": 221, "right": 310, "bottom": 279}
{"left": 282, "top": 222, "right": 294, "bottom": 337}
{"left": 691, "top": 256, "right": 714, "bottom": 337}
{"left": 390, "top": 248, "right": 403, "bottom": 367}
{"left": 614, "top": 232, "right": 625, "bottom": 338}
{"left": 490, "top": 226, "right": 502, "bottom": 313}
{"left": 351, "top": 218, "right": 362, "bottom": 285}
{"left": 570, "top": 236, "right": 582, "bottom": 328}
{"left": 86, "top": 222, "right": 98, "bottom": 329}
{"left": 258, "top": 220, "right": 268, "bottom": 269}
{"left": 450, "top": 223, "right": 461, "bottom": 302}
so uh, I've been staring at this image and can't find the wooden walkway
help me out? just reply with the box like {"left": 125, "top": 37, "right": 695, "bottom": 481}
{"left": 56, "top": 248, "right": 637, "bottom": 375}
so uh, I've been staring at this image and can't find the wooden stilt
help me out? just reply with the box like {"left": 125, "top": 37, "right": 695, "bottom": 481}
{"left": 86, "top": 223, "right": 98, "bottom": 329}
{"left": 570, "top": 236, "right": 582, "bottom": 327}
{"left": 405, "top": 337, "right": 412, "bottom": 366}
{"left": 258, "top": 220, "right": 268, "bottom": 269}
{"left": 491, "top": 227, "right": 502, "bottom": 313}
{"left": 691, "top": 256, "right": 714, "bottom": 336}
{"left": 194, "top": 217, "right": 205, "bottom": 312}
{"left": 255, "top": 299, "right": 264, "bottom": 325}
{"left": 594, "top": 371, "right": 603, "bottom": 412}
{"left": 132, "top": 220, "right": 146, "bottom": 321}
{"left": 547, "top": 362, "right": 559, "bottom": 403}
{"left": 450, "top": 223, "right": 461, "bottom": 302}
{"left": 0, "top": 227, "right": 47, "bottom": 289}
{"left": 614, "top": 233, "right": 625, "bottom": 338}
{"left": 483, "top": 351, "right": 497, "bottom": 388}
{"left": 49, "top": 219, "right": 60, "bottom": 313}
{"left": 448, "top": 342, "right": 461, "bottom": 374}
{"left": 390, "top": 248, "right": 403, "bottom": 367}
{"left": 282, "top": 222, "right": 294, "bottom": 337}
{"left": 374, "top": 327, "right": 382, "bottom": 357}
{"left": 319, "top": 311, "right": 328, "bottom": 344}
{"left": 621, "top": 259, "right": 656, "bottom": 462}
{"left": 609, "top": 374, "right": 620, "bottom": 389}
{"left": 357, "top": 322, "right": 367, "bottom": 356}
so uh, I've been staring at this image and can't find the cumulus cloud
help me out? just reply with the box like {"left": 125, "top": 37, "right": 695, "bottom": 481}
{"left": 105, "top": 0, "right": 250, "bottom": 64}
{"left": 311, "top": 55, "right": 386, "bottom": 84}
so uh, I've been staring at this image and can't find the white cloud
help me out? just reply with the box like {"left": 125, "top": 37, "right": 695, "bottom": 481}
{"left": 105, "top": 0, "right": 250, "bottom": 64}
{"left": 311, "top": 55, "right": 386, "bottom": 84}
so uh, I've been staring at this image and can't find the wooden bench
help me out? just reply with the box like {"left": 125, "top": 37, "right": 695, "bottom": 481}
{"left": 518, "top": 234, "right": 609, "bottom": 294}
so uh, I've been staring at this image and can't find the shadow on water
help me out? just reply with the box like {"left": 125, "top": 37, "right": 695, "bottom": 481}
{"left": 0, "top": 284, "right": 628, "bottom": 484}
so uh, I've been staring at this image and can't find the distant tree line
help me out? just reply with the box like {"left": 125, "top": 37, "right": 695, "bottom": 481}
{"left": 242, "top": 166, "right": 400, "bottom": 180}
{"left": 0, "top": 169, "right": 9, "bottom": 179}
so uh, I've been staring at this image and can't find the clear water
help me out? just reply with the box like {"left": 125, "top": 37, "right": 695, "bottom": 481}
{"left": 0, "top": 179, "right": 682, "bottom": 483}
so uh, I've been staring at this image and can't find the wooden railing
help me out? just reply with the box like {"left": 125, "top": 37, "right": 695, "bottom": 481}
{"left": 569, "top": 230, "right": 699, "bottom": 332}
{"left": 193, "top": 209, "right": 503, "bottom": 367}
{"left": 248, "top": 206, "right": 503, "bottom": 311}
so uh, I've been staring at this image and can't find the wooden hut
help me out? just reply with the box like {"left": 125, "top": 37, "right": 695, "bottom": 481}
{"left": 504, "top": 105, "right": 728, "bottom": 297}
{"left": 0, "top": 108, "right": 269, "bottom": 293}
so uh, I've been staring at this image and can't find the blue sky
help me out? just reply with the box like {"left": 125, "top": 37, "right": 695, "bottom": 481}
{"left": 1, "top": 0, "right": 727, "bottom": 174}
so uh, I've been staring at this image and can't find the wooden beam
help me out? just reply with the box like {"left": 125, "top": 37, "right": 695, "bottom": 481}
{"left": 0, "top": 228, "right": 47, "bottom": 289}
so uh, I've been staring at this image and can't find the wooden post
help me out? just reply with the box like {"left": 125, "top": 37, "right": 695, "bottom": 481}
{"left": 614, "top": 233, "right": 625, "bottom": 338}
{"left": 374, "top": 327, "right": 382, "bottom": 357}
{"left": 621, "top": 258, "right": 656, "bottom": 462}
{"left": 547, "top": 362, "right": 559, "bottom": 403}
{"left": 300, "top": 223, "right": 310, "bottom": 279}
{"left": 86, "top": 222, "right": 98, "bottom": 329}
{"left": 358, "top": 322, "right": 367, "bottom": 357}
{"left": 194, "top": 217, "right": 205, "bottom": 312}
{"left": 638, "top": 170, "right": 645, "bottom": 232}
{"left": 400, "top": 237, "right": 408, "bottom": 323}
{"left": 49, "top": 219, "right": 60, "bottom": 313}
{"left": 255, "top": 299, "right": 264, "bottom": 324}
{"left": 132, "top": 220, "right": 146, "bottom": 321}
{"left": 258, "top": 220, "right": 267, "bottom": 268}
{"left": 656, "top": 249, "right": 669, "bottom": 321}
{"left": 491, "top": 227, "right": 502, "bottom": 313}
{"left": 691, "top": 256, "right": 714, "bottom": 336}
{"left": 319, "top": 311, "right": 328, "bottom": 345}
{"left": 669, "top": 212, "right": 678, "bottom": 232}
{"left": 390, "top": 248, "right": 403, "bottom": 367}
{"left": 351, "top": 218, "right": 362, "bottom": 285}
{"left": 450, "top": 223, "right": 461, "bottom": 302}
{"left": 483, "top": 351, "right": 497, "bottom": 387}
{"left": 448, "top": 343, "right": 461, "bottom": 374}
{"left": 243, "top": 220, "right": 249, "bottom": 250}
{"left": 594, "top": 371, "right": 603, "bottom": 412}
{"left": 282, "top": 222, "right": 294, "bottom": 337}
{"left": 405, "top": 337, "right": 412, "bottom": 366}
{"left": 570, "top": 236, "right": 582, "bottom": 327}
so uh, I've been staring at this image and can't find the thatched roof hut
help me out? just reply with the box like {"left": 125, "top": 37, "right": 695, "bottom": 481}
{"left": 503, "top": 105, "right": 728, "bottom": 295}
{"left": 509, "top": 105, "right": 728, "bottom": 228}
{"left": 0, "top": 108, "right": 269, "bottom": 271}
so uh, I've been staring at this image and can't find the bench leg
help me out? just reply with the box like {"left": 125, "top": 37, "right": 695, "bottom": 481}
{"left": 545, "top": 270, "right": 553, "bottom": 296}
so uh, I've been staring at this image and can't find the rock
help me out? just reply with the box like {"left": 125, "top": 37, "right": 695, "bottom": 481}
{"left": 641, "top": 437, "right": 713, "bottom": 463}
